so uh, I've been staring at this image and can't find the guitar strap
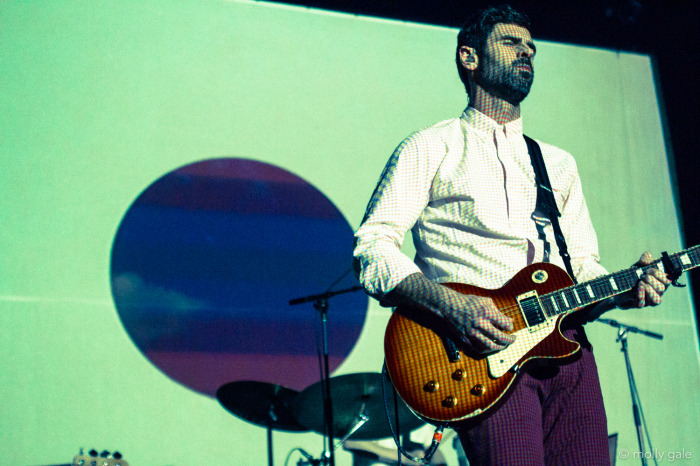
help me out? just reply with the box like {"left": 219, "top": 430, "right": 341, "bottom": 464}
{"left": 524, "top": 135, "right": 577, "bottom": 284}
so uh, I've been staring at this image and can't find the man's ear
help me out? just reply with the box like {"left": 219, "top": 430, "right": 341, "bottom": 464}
{"left": 459, "top": 46, "right": 478, "bottom": 70}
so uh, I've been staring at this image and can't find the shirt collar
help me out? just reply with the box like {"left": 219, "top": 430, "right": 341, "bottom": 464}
{"left": 461, "top": 106, "right": 524, "bottom": 140}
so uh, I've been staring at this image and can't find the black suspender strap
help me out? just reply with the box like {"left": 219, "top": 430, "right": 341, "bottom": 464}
{"left": 524, "top": 135, "right": 577, "bottom": 284}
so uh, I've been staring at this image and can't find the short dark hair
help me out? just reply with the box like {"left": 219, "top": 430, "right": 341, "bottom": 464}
{"left": 456, "top": 4, "right": 531, "bottom": 94}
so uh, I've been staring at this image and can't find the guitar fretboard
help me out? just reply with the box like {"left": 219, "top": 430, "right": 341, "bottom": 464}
{"left": 537, "top": 245, "right": 700, "bottom": 320}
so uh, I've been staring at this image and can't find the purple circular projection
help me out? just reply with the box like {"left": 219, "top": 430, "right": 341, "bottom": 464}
{"left": 110, "top": 158, "right": 368, "bottom": 396}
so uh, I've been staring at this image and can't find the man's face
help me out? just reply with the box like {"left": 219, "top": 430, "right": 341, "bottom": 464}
{"left": 475, "top": 23, "right": 536, "bottom": 105}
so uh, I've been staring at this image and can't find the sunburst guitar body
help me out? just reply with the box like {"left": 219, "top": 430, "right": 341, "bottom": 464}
{"left": 384, "top": 246, "right": 699, "bottom": 424}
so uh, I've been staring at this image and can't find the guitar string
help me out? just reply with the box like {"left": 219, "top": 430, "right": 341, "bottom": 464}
{"left": 478, "top": 252, "right": 699, "bottom": 322}
{"left": 454, "top": 248, "right": 700, "bottom": 326}
{"left": 476, "top": 278, "right": 627, "bottom": 320}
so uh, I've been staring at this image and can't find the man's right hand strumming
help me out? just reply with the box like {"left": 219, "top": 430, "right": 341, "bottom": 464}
{"left": 442, "top": 292, "right": 516, "bottom": 354}
{"left": 385, "top": 272, "right": 516, "bottom": 355}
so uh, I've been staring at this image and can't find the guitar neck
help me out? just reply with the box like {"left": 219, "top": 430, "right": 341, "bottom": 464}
{"left": 538, "top": 245, "right": 700, "bottom": 319}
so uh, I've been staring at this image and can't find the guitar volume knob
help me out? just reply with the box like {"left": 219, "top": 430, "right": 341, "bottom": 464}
{"left": 423, "top": 380, "right": 439, "bottom": 393}
{"left": 442, "top": 395, "right": 458, "bottom": 408}
{"left": 471, "top": 384, "right": 486, "bottom": 396}
{"left": 452, "top": 369, "right": 465, "bottom": 381}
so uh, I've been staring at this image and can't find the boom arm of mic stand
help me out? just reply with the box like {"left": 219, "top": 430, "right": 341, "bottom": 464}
{"left": 596, "top": 318, "right": 663, "bottom": 340}
{"left": 288, "top": 286, "right": 363, "bottom": 306}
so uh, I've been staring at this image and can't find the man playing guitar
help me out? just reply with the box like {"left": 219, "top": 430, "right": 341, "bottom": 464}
{"left": 352, "top": 5, "right": 671, "bottom": 465}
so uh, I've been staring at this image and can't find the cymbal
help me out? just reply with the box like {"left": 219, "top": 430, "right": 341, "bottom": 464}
{"left": 216, "top": 381, "right": 307, "bottom": 432}
{"left": 292, "top": 372, "right": 425, "bottom": 440}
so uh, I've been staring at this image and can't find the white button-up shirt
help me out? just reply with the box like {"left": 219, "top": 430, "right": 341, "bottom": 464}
{"left": 353, "top": 107, "right": 607, "bottom": 300}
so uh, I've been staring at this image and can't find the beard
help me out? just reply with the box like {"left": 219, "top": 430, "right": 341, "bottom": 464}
{"left": 476, "top": 55, "right": 534, "bottom": 105}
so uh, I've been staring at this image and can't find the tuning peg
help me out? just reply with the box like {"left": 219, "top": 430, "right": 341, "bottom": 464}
{"left": 100, "top": 450, "right": 111, "bottom": 458}
{"left": 113, "top": 452, "right": 123, "bottom": 459}
{"left": 89, "top": 449, "right": 99, "bottom": 457}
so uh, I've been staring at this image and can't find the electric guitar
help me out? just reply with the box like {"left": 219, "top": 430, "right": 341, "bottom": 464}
{"left": 384, "top": 246, "right": 699, "bottom": 424}
{"left": 72, "top": 449, "right": 129, "bottom": 466}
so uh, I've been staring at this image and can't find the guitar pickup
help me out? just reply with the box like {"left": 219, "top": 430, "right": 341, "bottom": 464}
{"left": 517, "top": 291, "right": 547, "bottom": 331}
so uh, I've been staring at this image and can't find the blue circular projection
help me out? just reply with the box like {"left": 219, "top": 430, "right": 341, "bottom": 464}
{"left": 110, "top": 158, "right": 368, "bottom": 396}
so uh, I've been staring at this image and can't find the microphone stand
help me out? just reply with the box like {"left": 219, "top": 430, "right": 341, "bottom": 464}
{"left": 597, "top": 318, "right": 663, "bottom": 466}
{"left": 289, "top": 285, "right": 363, "bottom": 466}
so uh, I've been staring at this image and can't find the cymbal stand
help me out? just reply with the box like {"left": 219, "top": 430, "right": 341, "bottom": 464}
{"left": 295, "top": 448, "right": 324, "bottom": 466}
{"left": 332, "top": 406, "right": 369, "bottom": 450}
{"left": 289, "top": 285, "right": 363, "bottom": 466}
{"left": 315, "top": 296, "right": 335, "bottom": 466}
{"left": 295, "top": 410, "right": 368, "bottom": 466}
{"left": 266, "top": 420, "right": 274, "bottom": 466}
{"left": 597, "top": 318, "right": 663, "bottom": 466}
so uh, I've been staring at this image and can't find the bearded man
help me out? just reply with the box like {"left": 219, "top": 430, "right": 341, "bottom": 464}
{"left": 352, "top": 4, "right": 669, "bottom": 465}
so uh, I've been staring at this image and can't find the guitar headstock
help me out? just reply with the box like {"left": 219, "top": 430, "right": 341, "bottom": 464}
{"left": 72, "top": 449, "right": 129, "bottom": 466}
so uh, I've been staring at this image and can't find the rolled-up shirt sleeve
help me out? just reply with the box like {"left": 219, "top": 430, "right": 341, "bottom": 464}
{"left": 352, "top": 133, "right": 443, "bottom": 300}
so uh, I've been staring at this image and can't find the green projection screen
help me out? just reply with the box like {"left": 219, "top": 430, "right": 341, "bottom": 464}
{"left": 1, "top": 1, "right": 698, "bottom": 464}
